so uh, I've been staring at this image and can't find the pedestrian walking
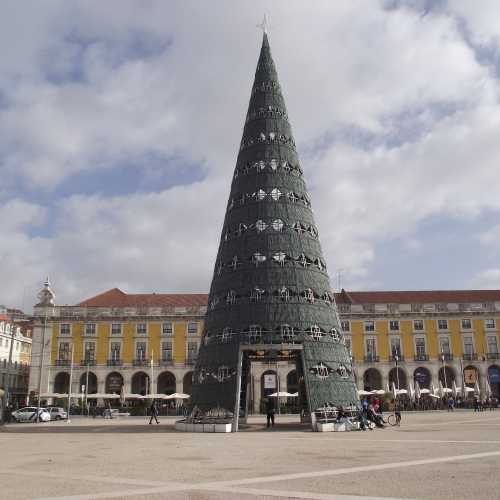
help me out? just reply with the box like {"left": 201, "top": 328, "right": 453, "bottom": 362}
{"left": 265, "top": 397, "right": 275, "bottom": 428}
{"left": 447, "top": 397, "right": 454, "bottom": 412}
{"left": 149, "top": 399, "right": 160, "bottom": 425}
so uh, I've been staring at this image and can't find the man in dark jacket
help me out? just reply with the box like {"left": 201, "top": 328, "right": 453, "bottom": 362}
{"left": 149, "top": 400, "right": 160, "bottom": 425}
{"left": 265, "top": 397, "right": 275, "bottom": 428}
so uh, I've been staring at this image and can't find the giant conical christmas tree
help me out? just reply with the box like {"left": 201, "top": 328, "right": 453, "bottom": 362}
{"left": 191, "top": 32, "right": 358, "bottom": 421}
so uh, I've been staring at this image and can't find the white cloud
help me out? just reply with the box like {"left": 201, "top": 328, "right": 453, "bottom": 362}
{"left": 472, "top": 268, "right": 500, "bottom": 289}
{"left": 1, "top": 0, "right": 500, "bottom": 307}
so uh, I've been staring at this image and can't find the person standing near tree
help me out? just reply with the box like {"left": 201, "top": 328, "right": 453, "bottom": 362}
{"left": 265, "top": 397, "right": 275, "bottom": 428}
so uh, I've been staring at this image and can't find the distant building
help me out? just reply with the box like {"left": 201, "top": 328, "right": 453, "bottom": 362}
{"left": 0, "top": 307, "right": 32, "bottom": 407}
{"left": 29, "top": 284, "right": 500, "bottom": 408}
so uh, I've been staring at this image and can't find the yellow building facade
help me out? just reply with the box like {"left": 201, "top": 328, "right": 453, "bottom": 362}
{"left": 29, "top": 286, "right": 500, "bottom": 403}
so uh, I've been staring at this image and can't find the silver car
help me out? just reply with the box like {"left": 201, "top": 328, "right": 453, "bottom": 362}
{"left": 11, "top": 407, "right": 51, "bottom": 423}
{"left": 46, "top": 407, "right": 68, "bottom": 421}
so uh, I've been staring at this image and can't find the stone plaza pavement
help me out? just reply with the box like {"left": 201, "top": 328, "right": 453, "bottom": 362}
{"left": 1, "top": 411, "right": 499, "bottom": 500}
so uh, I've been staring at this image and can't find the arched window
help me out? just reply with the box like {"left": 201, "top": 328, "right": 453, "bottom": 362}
{"left": 323, "top": 292, "right": 331, "bottom": 304}
{"left": 257, "top": 160, "right": 266, "bottom": 171}
{"left": 269, "top": 159, "right": 278, "bottom": 171}
{"left": 287, "top": 192, "right": 299, "bottom": 203}
{"left": 330, "top": 328, "right": 341, "bottom": 342}
{"left": 238, "top": 223, "right": 247, "bottom": 235}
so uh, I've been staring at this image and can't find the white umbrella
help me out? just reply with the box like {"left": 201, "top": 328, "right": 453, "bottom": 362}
{"left": 165, "top": 393, "right": 190, "bottom": 400}
{"left": 429, "top": 394, "right": 440, "bottom": 399}
{"left": 40, "top": 392, "right": 66, "bottom": 398}
{"left": 121, "top": 393, "right": 144, "bottom": 399}
{"left": 420, "top": 388, "right": 430, "bottom": 394}
{"left": 86, "top": 393, "right": 120, "bottom": 399}
{"left": 371, "top": 389, "right": 385, "bottom": 395}
{"left": 465, "top": 387, "right": 475, "bottom": 393}
{"left": 142, "top": 393, "right": 171, "bottom": 399}
{"left": 396, "top": 389, "right": 408, "bottom": 395}
{"left": 269, "top": 391, "right": 296, "bottom": 397}
{"left": 358, "top": 390, "right": 371, "bottom": 396}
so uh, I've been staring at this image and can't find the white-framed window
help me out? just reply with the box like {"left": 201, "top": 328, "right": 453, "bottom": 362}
{"left": 341, "top": 321, "right": 350, "bottom": 332}
{"left": 365, "top": 337, "right": 377, "bottom": 356}
{"left": 111, "top": 323, "right": 122, "bottom": 335}
{"left": 344, "top": 336, "right": 352, "bottom": 355}
{"left": 85, "top": 323, "right": 96, "bottom": 336}
{"left": 84, "top": 341, "right": 95, "bottom": 361}
{"left": 461, "top": 319, "right": 472, "bottom": 330}
{"left": 58, "top": 342, "right": 71, "bottom": 361}
{"left": 485, "top": 318, "right": 496, "bottom": 329}
{"left": 413, "top": 319, "right": 424, "bottom": 331}
{"left": 60, "top": 323, "right": 71, "bottom": 336}
{"left": 390, "top": 337, "right": 402, "bottom": 358}
{"left": 415, "top": 337, "right": 426, "bottom": 358}
{"left": 437, "top": 319, "right": 448, "bottom": 330}
{"left": 487, "top": 336, "right": 498, "bottom": 354}
{"left": 439, "top": 337, "right": 451, "bottom": 355}
{"left": 162, "top": 322, "right": 173, "bottom": 335}
{"left": 110, "top": 342, "right": 121, "bottom": 361}
{"left": 187, "top": 322, "right": 198, "bottom": 335}
{"left": 364, "top": 321, "right": 375, "bottom": 332}
{"left": 161, "top": 341, "right": 172, "bottom": 361}
{"left": 187, "top": 341, "right": 198, "bottom": 361}
{"left": 136, "top": 323, "right": 147, "bottom": 335}
{"left": 135, "top": 341, "right": 147, "bottom": 360}
{"left": 463, "top": 336, "right": 474, "bottom": 356}
{"left": 389, "top": 320, "right": 399, "bottom": 332}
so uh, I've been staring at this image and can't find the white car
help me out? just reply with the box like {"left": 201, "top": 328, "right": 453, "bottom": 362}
{"left": 45, "top": 407, "right": 67, "bottom": 421}
{"left": 12, "top": 407, "right": 51, "bottom": 423}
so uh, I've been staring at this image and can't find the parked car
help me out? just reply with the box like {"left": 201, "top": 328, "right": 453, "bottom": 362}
{"left": 11, "top": 407, "right": 50, "bottom": 423}
{"left": 45, "top": 407, "right": 67, "bottom": 421}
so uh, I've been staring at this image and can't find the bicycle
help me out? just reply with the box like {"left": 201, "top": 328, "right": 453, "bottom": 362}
{"left": 384, "top": 412, "right": 401, "bottom": 426}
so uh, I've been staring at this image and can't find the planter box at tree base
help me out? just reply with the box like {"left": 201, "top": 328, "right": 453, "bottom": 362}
{"left": 175, "top": 420, "right": 232, "bottom": 433}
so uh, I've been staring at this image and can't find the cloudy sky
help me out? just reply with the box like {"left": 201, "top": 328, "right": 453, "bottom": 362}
{"left": 1, "top": 0, "right": 500, "bottom": 310}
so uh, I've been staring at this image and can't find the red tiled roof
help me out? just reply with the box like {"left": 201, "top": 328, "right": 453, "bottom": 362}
{"left": 334, "top": 289, "right": 500, "bottom": 304}
{"left": 77, "top": 288, "right": 500, "bottom": 308}
{"left": 77, "top": 288, "right": 209, "bottom": 307}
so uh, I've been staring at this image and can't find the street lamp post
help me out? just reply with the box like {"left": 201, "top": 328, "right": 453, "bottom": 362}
{"left": 36, "top": 310, "right": 48, "bottom": 423}
{"left": 441, "top": 352, "right": 448, "bottom": 402}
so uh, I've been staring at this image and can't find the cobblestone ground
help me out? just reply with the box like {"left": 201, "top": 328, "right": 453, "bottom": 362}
{"left": 1, "top": 410, "right": 499, "bottom": 500}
